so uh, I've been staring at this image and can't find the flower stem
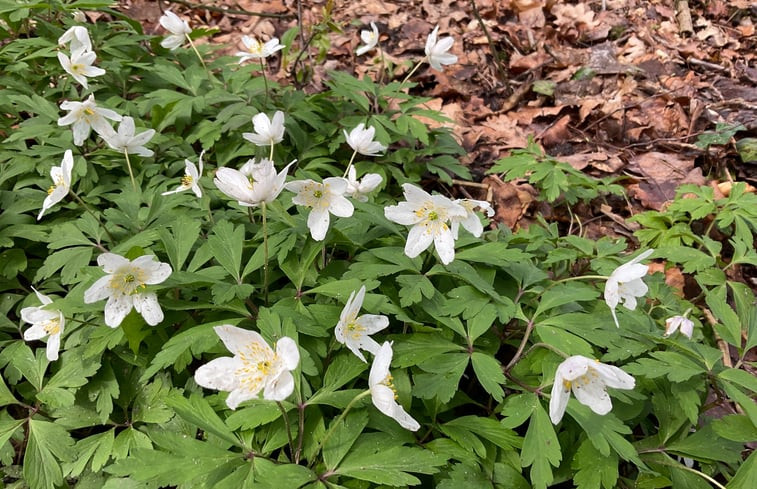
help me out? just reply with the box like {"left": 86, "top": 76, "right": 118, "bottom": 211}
{"left": 261, "top": 58, "right": 269, "bottom": 105}
{"left": 400, "top": 57, "right": 426, "bottom": 85}
{"left": 269, "top": 142, "right": 275, "bottom": 161}
{"left": 185, "top": 34, "right": 208, "bottom": 72}
{"left": 307, "top": 390, "right": 371, "bottom": 468}
{"left": 262, "top": 201, "right": 269, "bottom": 306}
{"left": 552, "top": 275, "right": 609, "bottom": 284}
{"left": 342, "top": 149, "right": 358, "bottom": 178}
{"left": 123, "top": 150, "right": 137, "bottom": 191}
{"left": 520, "top": 342, "right": 569, "bottom": 361}
{"left": 69, "top": 190, "right": 115, "bottom": 243}
{"left": 276, "top": 401, "right": 295, "bottom": 462}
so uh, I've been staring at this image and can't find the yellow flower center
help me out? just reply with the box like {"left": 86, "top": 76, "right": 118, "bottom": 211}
{"left": 110, "top": 268, "right": 147, "bottom": 295}
{"left": 380, "top": 373, "right": 399, "bottom": 400}
{"left": 84, "top": 107, "right": 95, "bottom": 116}
{"left": 237, "top": 342, "right": 279, "bottom": 395}
{"left": 47, "top": 185, "right": 57, "bottom": 195}
{"left": 313, "top": 190, "right": 323, "bottom": 199}
{"left": 44, "top": 317, "right": 61, "bottom": 335}
{"left": 248, "top": 41, "right": 263, "bottom": 55}
{"left": 345, "top": 320, "right": 365, "bottom": 340}
{"left": 72, "top": 63, "right": 84, "bottom": 73}
{"left": 181, "top": 175, "right": 193, "bottom": 187}
{"left": 428, "top": 211, "right": 438, "bottom": 221}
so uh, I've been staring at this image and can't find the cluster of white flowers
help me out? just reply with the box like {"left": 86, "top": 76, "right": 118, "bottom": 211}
{"left": 22, "top": 12, "right": 700, "bottom": 443}
{"left": 58, "top": 25, "right": 104, "bottom": 89}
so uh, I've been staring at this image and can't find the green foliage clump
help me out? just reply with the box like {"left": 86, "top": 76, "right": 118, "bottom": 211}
{"left": 0, "top": 4, "right": 755, "bottom": 489}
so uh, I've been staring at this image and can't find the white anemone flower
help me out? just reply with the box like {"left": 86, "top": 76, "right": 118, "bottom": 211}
{"left": 604, "top": 249, "right": 654, "bottom": 327}
{"left": 344, "top": 123, "right": 387, "bottom": 156}
{"left": 243, "top": 111, "right": 285, "bottom": 147}
{"left": 369, "top": 342, "right": 420, "bottom": 431}
{"left": 450, "top": 199, "right": 494, "bottom": 239}
{"left": 58, "top": 25, "right": 92, "bottom": 53}
{"left": 58, "top": 48, "right": 105, "bottom": 89}
{"left": 58, "top": 94, "right": 122, "bottom": 146}
{"left": 20, "top": 288, "right": 65, "bottom": 361}
{"left": 214, "top": 158, "right": 295, "bottom": 208}
{"left": 425, "top": 25, "right": 457, "bottom": 71}
{"left": 549, "top": 355, "right": 636, "bottom": 424}
{"left": 335, "top": 285, "right": 389, "bottom": 362}
{"left": 285, "top": 177, "right": 354, "bottom": 241}
{"left": 162, "top": 151, "right": 204, "bottom": 198}
{"left": 194, "top": 325, "right": 299, "bottom": 409}
{"left": 236, "top": 35, "right": 285, "bottom": 63}
{"left": 83, "top": 253, "right": 172, "bottom": 328}
{"left": 102, "top": 116, "right": 156, "bottom": 157}
{"left": 38, "top": 150, "right": 74, "bottom": 220}
{"left": 345, "top": 166, "right": 382, "bottom": 202}
{"left": 159, "top": 10, "right": 191, "bottom": 50}
{"left": 664, "top": 315, "right": 694, "bottom": 339}
{"left": 384, "top": 183, "right": 467, "bottom": 265}
{"left": 356, "top": 22, "right": 379, "bottom": 56}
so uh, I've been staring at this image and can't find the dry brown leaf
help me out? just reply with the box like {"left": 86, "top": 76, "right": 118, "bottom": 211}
{"left": 482, "top": 175, "right": 538, "bottom": 229}
{"left": 539, "top": 114, "right": 572, "bottom": 147}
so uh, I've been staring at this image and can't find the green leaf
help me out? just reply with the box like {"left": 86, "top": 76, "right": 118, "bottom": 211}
{"left": 521, "top": 399, "right": 561, "bottom": 489}
{"left": 705, "top": 285, "right": 742, "bottom": 347}
{"left": 396, "top": 274, "right": 435, "bottom": 307}
{"left": 64, "top": 429, "right": 115, "bottom": 478}
{"left": 24, "top": 419, "right": 75, "bottom": 489}
{"left": 718, "top": 379, "right": 757, "bottom": 427}
{"left": 666, "top": 422, "right": 742, "bottom": 464}
{"left": 455, "top": 242, "right": 530, "bottom": 268}
{"left": 712, "top": 415, "right": 757, "bottom": 443}
{"left": 572, "top": 438, "right": 619, "bottom": 489}
{"left": 165, "top": 393, "right": 240, "bottom": 447}
{"left": 535, "top": 282, "right": 600, "bottom": 317}
{"left": 471, "top": 352, "right": 506, "bottom": 402}
{"left": 727, "top": 448, "right": 757, "bottom": 489}
{"left": 467, "top": 303, "right": 498, "bottom": 342}
{"left": 0, "top": 374, "right": 18, "bottom": 406}
{"left": 443, "top": 416, "right": 521, "bottom": 452}
{"left": 335, "top": 433, "right": 446, "bottom": 486}
{"left": 413, "top": 353, "right": 467, "bottom": 403}
{"left": 157, "top": 214, "right": 201, "bottom": 271}
{"left": 323, "top": 410, "right": 369, "bottom": 470}
{"left": 567, "top": 403, "right": 643, "bottom": 466}
{"left": 0, "top": 414, "right": 24, "bottom": 450}
{"left": 532, "top": 80, "right": 555, "bottom": 96}
{"left": 207, "top": 220, "right": 245, "bottom": 281}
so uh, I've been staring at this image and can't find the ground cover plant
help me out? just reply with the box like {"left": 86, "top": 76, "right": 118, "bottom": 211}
{"left": 0, "top": 1, "right": 756, "bottom": 488}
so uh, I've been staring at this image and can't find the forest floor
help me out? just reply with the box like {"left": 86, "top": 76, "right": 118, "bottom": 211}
{"left": 116, "top": 0, "right": 756, "bottom": 274}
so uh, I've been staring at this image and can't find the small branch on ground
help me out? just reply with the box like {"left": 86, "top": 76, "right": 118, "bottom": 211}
{"left": 675, "top": 0, "right": 694, "bottom": 35}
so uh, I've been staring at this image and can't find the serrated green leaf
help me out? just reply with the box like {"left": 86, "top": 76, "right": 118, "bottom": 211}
{"left": 324, "top": 410, "right": 369, "bottom": 470}
{"left": 521, "top": 399, "right": 561, "bottom": 489}
{"left": 396, "top": 274, "right": 435, "bottom": 307}
{"left": 572, "top": 438, "right": 618, "bottom": 489}
{"left": 24, "top": 419, "right": 75, "bottom": 489}
{"left": 165, "top": 393, "right": 240, "bottom": 447}
{"left": 471, "top": 352, "right": 506, "bottom": 402}
{"left": 727, "top": 448, "right": 757, "bottom": 489}
{"left": 207, "top": 220, "right": 244, "bottom": 281}
{"left": 335, "top": 433, "right": 445, "bottom": 486}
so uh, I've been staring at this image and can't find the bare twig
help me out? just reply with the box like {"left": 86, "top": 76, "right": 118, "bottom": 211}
{"left": 675, "top": 0, "right": 694, "bottom": 35}
{"left": 469, "top": 0, "right": 509, "bottom": 86}
{"left": 687, "top": 57, "right": 728, "bottom": 72}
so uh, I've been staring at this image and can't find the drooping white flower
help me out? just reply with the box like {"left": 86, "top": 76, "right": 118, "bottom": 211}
{"left": 664, "top": 315, "right": 694, "bottom": 339}
{"left": 243, "top": 111, "right": 285, "bottom": 147}
{"left": 83, "top": 253, "right": 172, "bottom": 328}
{"left": 58, "top": 25, "right": 92, "bottom": 53}
{"left": 604, "top": 249, "right": 654, "bottom": 327}
{"left": 162, "top": 151, "right": 204, "bottom": 198}
{"left": 159, "top": 10, "right": 191, "bottom": 50}
{"left": 194, "top": 325, "right": 299, "bottom": 409}
{"left": 345, "top": 166, "right": 382, "bottom": 202}
{"left": 335, "top": 286, "right": 389, "bottom": 362}
{"left": 102, "top": 116, "right": 156, "bottom": 157}
{"left": 214, "top": 158, "right": 295, "bottom": 208}
{"left": 236, "top": 35, "right": 285, "bottom": 64}
{"left": 384, "top": 183, "right": 467, "bottom": 265}
{"left": 450, "top": 199, "right": 494, "bottom": 239}
{"left": 20, "top": 288, "right": 64, "bottom": 361}
{"left": 285, "top": 177, "right": 354, "bottom": 241}
{"left": 344, "top": 123, "right": 387, "bottom": 156}
{"left": 549, "top": 355, "right": 635, "bottom": 424}
{"left": 38, "top": 150, "right": 74, "bottom": 220}
{"left": 57, "top": 94, "right": 122, "bottom": 146}
{"left": 356, "top": 22, "right": 379, "bottom": 56}
{"left": 369, "top": 342, "right": 420, "bottom": 431}
{"left": 424, "top": 25, "right": 457, "bottom": 71}
{"left": 58, "top": 48, "right": 105, "bottom": 89}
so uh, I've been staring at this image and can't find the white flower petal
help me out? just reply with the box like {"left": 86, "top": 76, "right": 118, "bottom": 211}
{"left": 307, "top": 208, "right": 331, "bottom": 241}
{"left": 104, "top": 294, "right": 133, "bottom": 328}
{"left": 133, "top": 293, "right": 164, "bottom": 325}
{"left": 194, "top": 356, "right": 241, "bottom": 392}
{"left": 263, "top": 370, "right": 294, "bottom": 401}
{"left": 275, "top": 337, "right": 300, "bottom": 371}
